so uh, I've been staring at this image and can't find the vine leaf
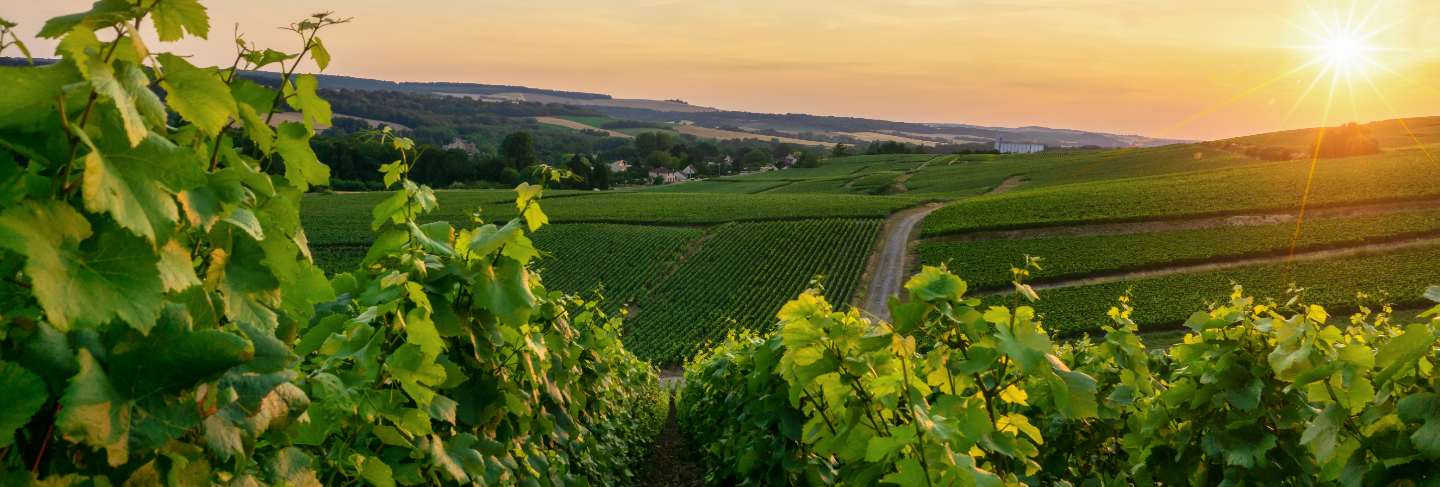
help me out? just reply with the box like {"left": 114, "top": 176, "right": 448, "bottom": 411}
{"left": 0, "top": 201, "right": 163, "bottom": 333}
{"left": 284, "top": 74, "right": 332, "bottom": 130}
{"left": 57, "top": 350, "right": 133, "bottom": 467}
{"left": 0, "top": 361, "right": 46, "bottom": 448}
{"left": 275, "top": 122, "right": 330, "bottom": 190}
{"left": 1398, "top": 393, "right": 1440, "bottom": 458}
{"left": 151, "top": 0, "right": 210, "bottom": 41}
{"left": 159, "top": 53, "right": 236, "bottom": 137}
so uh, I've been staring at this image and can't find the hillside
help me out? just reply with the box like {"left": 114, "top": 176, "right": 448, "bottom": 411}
{"left": 229, "top": 65, "right": 1186, "bottom": 148}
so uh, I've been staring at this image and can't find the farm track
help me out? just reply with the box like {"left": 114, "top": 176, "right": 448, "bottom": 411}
{"left": 972, "top": 233, "right": 1440, "bottom": 295}
{"left": 986, "top": 175, "right": 1025, "bottom": 195}
{"left": 858, "top": 203, "right": 944, "bottom": 320}
{"left": 929, "top": 197, "right": 1440, "bottom": 242}
{"left": 858, "top": 165, "right": 1026, "bottom": 320}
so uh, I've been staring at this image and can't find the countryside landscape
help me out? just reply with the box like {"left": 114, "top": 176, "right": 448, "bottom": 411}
{"left": 1, "top": 0, "right": 1439, "bottom": 485}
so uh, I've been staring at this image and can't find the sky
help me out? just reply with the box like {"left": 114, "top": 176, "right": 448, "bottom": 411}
{"left": 8, "top": 0, "right": 1440, "bottom": 140}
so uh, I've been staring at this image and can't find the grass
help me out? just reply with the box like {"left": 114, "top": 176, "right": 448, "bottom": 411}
{"left": 919, "top": 207, "right": 1440, "bottom": 291}
{"left": 643, "top": 180, "right": 790, "bottom": 194}
{"left": 623, "top": 219, "right": 882, "bottom": 363}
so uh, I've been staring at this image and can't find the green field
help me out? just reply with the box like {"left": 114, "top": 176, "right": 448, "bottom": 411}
{"left": 622, "top": 219, "right": 882, "bottom": 362}
{"left": 921, "top": 145, "right": 1440, "bottom": 236}
{"left": 1019, "top": 242, "right": 1440, "bottom": 334}
{"left": 300, "top": 134, "right": 1440, "bottom": 357}
{"left": 921, "top": 207, "right": 1440, "bottom": 291}
{"left": 531, "top": 224, "right": 703, "bottom": 309}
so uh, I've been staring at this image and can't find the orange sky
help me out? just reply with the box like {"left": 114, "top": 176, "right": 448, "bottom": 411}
{"left": 9, "top": 0, "right": 1440, "bottom": 140}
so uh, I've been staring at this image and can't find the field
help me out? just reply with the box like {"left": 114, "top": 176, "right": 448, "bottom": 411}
{"left": 920, "top": 207, "right": 1440, "bottom": 291}
{"left": 301, "top": 134, "right": 1440, "bottom": 358}
{"left": 672, "top": 124, "right": 831, "bottom": 146}
{"left": 622, "top": 219, "right": 882, "bottom": 362}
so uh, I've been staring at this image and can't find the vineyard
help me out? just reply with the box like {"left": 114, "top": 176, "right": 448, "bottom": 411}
{"left": 529, "top": 223, "right": 702, "bottom": 310}
{"left": 623, "top": 219, "right": 882, "bottom": 363}
{"left": 920, "top": 207, "right": 1440, "bottom": 292}
{"left": 4, "top": 0, "right": 1440, "bottom": 485}
{"left": 678, "top": 267, "right": 1440, "bottom": 485}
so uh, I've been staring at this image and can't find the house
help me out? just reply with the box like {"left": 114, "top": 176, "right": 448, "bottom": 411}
{"left": 759, "top": 165, "right": 777, "bottom": 172}
{"left": 994, "top": 137, "right": 1045, "bottom": 154}
{"left": 779, "top": 153, "right": 799, "bottom": 168}
{"left": 608, "top": 160, "right": 630, "bottom": 173}
{"left": 648, "top": 167, "right": 689, "bottom": 184}
{"left": 680, "top": 165, "right": 697, "bottom": 177}
{"left": 443, "top": 137, "right": 478, "bottom": 154}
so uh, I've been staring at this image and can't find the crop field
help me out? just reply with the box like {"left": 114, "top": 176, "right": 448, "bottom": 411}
{"left": 302, "top": 190, "right": 922, "bottom": 245}
{"left": 530, "top": 224, "right": 703, "bottom": 309}
{"left": 643, "top": 180, "right": 789, "bottom": 193}
{"left": 921, "top": 146, "right": 1440, "bottom": 236}
{"left": 622, "top": 219, "right": 882, "bottom": 362}
{"left": 1018, "top": 242, "right": 1440, "bottom": 334}
{"left": 921, "top": 207, "right": 1440, "bottom": 291}
{"left": 296, "top": 120, "right": 1440, "bottom": 363}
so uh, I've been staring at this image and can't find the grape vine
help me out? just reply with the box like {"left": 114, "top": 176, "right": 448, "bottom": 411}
{"left": 0, "top": 2, "right": 663, "bottom": 485}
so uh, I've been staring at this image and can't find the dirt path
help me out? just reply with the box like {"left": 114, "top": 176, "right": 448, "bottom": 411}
{"left": 931, "top": 198, "right": 1440, "bottom": 243}
{"left": 858, "top": 203, "right": 944, "bottom": 320}
{"left": 986, "top": 175, "right": 1025, "bottom": 195}
{"left": 639, "top": 396, "right": 704, "bottom": 487}
{"left": 970, "top": 234, "right": 1440, "bottom": 295}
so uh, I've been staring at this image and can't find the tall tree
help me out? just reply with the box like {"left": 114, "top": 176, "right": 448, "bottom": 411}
{"left": 500, "top": 131, "right": 539, "bottom": 169}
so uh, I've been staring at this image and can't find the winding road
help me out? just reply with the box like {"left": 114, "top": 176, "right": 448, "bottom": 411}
{"left": 858, "top": 203, "right": 943, "bottom": 320}
{"left": 858, "top": 176, "right": 1026, "bottom": 320}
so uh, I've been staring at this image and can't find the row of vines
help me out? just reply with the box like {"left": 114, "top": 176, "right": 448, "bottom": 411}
{"left": 0, "top": 3, "right": 663, "bottom": 486}
{"left": 680, "top": 264, "right": 1440, "bottom": 485}
{"left": 625, "top": 219, "right": 881, "bottom": 363}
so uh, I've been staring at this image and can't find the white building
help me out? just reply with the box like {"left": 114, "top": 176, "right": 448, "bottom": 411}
{"left": 608, "top": 160, "right": 630, "bottom": 173}
{"left": 995, "top": 137, "right": 1045, "bottom": 154}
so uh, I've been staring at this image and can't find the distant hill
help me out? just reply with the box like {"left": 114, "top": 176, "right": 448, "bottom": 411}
{"left": 0, "top": 57, "right": 1185, "bottom": 148}
{"left": 1224, "top": 116, "right": 1440, "bottom": 151}
{"left": 235, "top": 71, "right": 614, "bottom": 100}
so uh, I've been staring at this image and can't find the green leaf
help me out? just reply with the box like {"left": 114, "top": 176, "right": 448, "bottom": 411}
{"left": 0, "top": 201, "right": 164, "bottom": 332}
{"left": 309, "top": 37, "right": 331, "bottom": 71}
{"left": 1398, "top": 393, "right": 1440, "bottom": 459}
{"left": 1375, "top": 323, "right": 1434, "bottom": 383}
{"left": 0, "top": 361, "right": 46, "bottom": 448}
{"left": 151, "top": 0, "right": 209, "bottom": 41}
{"left": 157, "top": 239, "right": 201, "bottom": 291}
{"left": 1301, "top": 404, "right": 1346, "bottom": 463}
{"left": 88, "top": 59, "right": 151, "bottom": 147}
{"left": 275, "top": 122, "right": 330, "bottom": 190}
{"left": 359, "top": 455, "right": 395, "bottom": 487}
{"left": 472, "top": 256, "right": 536, "bottom": 326}
{"left": 158, "top": 53, "right": 236, "bottom": 137}
{"left": 56, "top": 350, "right": 131, "bottom": 467}
{"left": 386, "top": 343, "right": 446, "bottom": 407}
{"left": 80, "top": 133, "right": 187, "bottom": 243}
{"left": 284, "top": 74, "right": 332, "bottom": 129}
{"left": 0, "top": 62, "right": 84, "bottom": 132}
{"left": 108, "top": 327, "right": 253, "bottom": 398}
{"left": 905, "top": 265, "right": 967, "bottom": 303}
